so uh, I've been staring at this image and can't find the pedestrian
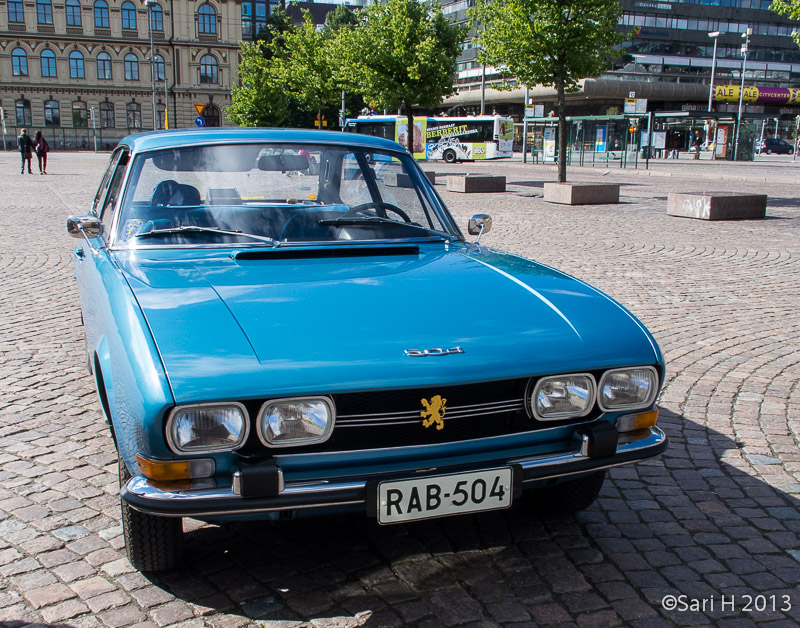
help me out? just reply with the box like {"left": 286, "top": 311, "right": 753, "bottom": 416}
{"left": 17, "top": 128, "right": 34, "bottom": 174}
{"left": 34, "top": 131, "right": 49, "bottom": 175}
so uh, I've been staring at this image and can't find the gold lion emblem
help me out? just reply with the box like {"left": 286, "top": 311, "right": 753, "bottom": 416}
{"left": 421, "top": 395, "right": 446, "bottom": 430}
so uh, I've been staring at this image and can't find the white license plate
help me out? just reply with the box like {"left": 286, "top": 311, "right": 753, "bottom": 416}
{"left": 377, "top": 468, "right": 513, "bottom": 524}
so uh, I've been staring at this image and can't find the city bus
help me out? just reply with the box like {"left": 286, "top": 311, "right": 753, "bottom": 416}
{"left": 344, "top": 114, "right": 514, "bottom": 162}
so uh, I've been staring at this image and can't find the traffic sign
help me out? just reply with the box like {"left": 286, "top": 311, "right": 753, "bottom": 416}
{"left": 195, "top": 116, "right": 205, "bottom": 127}
{"left": 194, "top": 104, "right": 206, "bottom": 116}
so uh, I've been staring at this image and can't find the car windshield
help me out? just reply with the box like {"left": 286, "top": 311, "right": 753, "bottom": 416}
{"left": 114, "top": 143, "right": 455, "bottom": 247}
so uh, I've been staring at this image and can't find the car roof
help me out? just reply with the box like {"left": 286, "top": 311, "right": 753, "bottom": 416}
{"left": 118, "top": 127, "right": 409, "bottom": 154}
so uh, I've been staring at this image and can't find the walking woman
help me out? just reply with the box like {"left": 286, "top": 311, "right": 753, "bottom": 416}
{"left": 17, "top": 128, "right": 34, "bottom": 174}
{"left": 34, "top": 131, "right": 49, "bottom": 175}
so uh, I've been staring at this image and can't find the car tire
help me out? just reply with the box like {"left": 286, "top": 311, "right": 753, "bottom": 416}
{"left": 119, "top": 454, "right": 183, "bottom": 572}
{"left": 790, "top": 148, "right": 795, "bottom": 155}
{"left": 766, "top": 149, "right": 772, "bottom": 155}
{"left": 443, "top": 149, "right": 457, "bottom": 163}
{"left": 526, "top": 470, "right": 606, "bottom": 515}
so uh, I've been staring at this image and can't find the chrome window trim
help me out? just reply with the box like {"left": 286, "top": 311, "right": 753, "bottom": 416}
{"left": 256, "top": 396, "right": 336, "bottom": 448}
{"left": 529, "top": 372, "right": 597, "bottom": 421}
{"left": 165, "top": 401, "right": 250, "bottom": 455}
{"left": 598, "top": 365, "right": 659, "bottom": 412}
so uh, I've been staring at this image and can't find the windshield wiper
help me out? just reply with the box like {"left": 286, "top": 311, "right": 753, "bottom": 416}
{"left": 135, "top": 225, "right": 275, "bottom": 246}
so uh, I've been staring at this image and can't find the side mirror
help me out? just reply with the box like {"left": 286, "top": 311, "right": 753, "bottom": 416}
{"left": 67, "top": 215, "right": 103, "bottom": 239}
{"left": 467, "top": 214, "right": 492, "bottom": 244}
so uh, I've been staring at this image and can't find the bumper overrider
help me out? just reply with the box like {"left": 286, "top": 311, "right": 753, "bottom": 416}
{"left": 121, "top": 422, "right": 668, "bottom": 519}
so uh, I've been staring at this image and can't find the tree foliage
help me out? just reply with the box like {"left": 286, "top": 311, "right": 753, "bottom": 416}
{"left": 471, "top": 0, "right": 627, "bottom": 181}
{"left": 771, "top": 0, "right": 800, "bottom": 46}
{"left": 339, "top": 0, "right": 465, "bottom": 153}
{"left": 226, "top": 41, "right": 289, "bottom": 127}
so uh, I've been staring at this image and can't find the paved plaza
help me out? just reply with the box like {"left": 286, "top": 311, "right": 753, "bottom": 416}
{"left": 1, "top": 149, "right": 799, "bottom": 628}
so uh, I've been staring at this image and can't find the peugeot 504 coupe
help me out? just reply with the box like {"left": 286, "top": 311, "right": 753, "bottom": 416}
{"left": 67, "top": 128, "right": 667, "bottom": 572}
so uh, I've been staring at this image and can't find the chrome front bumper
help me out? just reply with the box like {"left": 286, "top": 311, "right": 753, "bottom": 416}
{"left": 121, "top": 426, "right": 667, "bottom": 518}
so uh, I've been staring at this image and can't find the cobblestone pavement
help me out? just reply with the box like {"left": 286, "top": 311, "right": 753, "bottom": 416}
{"left": 1, "top": 151, "right": 799, "bottom": 628}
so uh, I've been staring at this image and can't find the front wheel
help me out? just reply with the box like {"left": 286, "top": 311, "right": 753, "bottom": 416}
{"left": 525, "top": 470, "right": 606, "bottom": 515}
{"left": 119, "top": 454, "right": 183, "bottom": 572}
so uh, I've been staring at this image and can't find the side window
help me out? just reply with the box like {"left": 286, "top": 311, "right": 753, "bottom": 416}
{"left": 100, "top": 152, "right": 130, "bottom": 239}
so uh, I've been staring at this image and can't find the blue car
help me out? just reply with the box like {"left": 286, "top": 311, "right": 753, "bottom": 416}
{"left": 68, "top": 128, "right": 667, "bottom": 572}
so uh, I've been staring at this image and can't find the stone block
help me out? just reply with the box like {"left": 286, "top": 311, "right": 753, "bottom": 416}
{"left": 543, "top": 182, "right": 620, "bottom": 205}
{"left": 385, "top": 171, "right": 436, "bottom": 187}
{"left": 446, "top": 174, "right": 506, "bottom": 193}
{"left": 667, "top": 193, "right": 767, "bottom": 220}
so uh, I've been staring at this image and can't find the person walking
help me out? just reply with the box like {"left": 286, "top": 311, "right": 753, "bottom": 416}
{"left": 34, "top": 131, "right": 49, "bottom": 174}
{"left": 17, "top": 128, "right": 34, "bottom": 174}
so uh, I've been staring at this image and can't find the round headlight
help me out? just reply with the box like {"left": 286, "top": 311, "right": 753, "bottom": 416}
{"left": 257, "top": 396, "right": 335, "bottom": 448}
{"left": 598, "top": 367, "right": 658, "bottom": 411}
{"left": 166, "top": 403, "right": 249, "bottom": 454}
{"left": 531, "top": 374, "right": 596, "bottom": 421}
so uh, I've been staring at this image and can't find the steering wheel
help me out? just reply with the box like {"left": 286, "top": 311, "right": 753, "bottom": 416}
{"left": 343, "top": 201, "right": 412, "bottom": 223}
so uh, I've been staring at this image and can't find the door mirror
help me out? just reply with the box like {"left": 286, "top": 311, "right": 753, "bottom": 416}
{"left": 67, "top": 215, "right": 103, "bottom": 239}
{"left": 468, "top": 214, "right": 492, "bottom": 243}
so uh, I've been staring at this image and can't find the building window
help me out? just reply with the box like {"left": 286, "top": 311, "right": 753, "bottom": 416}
{"left": 126, "top": 102, "right": 142, "bottom": 129}
{"left": 97, "top": 52, "right": 112, "bottom": 80}
{"left": 121, "top": 1, "right": 137, "bottom": 29}
{"left": 66, "top": 0, "right": 82, "bottom": 26}
{"left": 44, "top": 100, "right": 61, "bottom": 126}
{"left": 198, "top": 4, "right": 217, "bottom": 34}
{"left": 149, "top": 3, "right": 163, "bottom": 31}
{"left": 203, "top": 104, "right": 220, "bottom": 127}
{"left": 15, "top": 99, "right": 32, "bottom": 127}
{"left": 12, "top": 48, "right": 28, "bottom": 76}
{"left": 100, "top": 101, "right": 115, "bottom": 128}
{"left": 41, "top": 49, "right": 57, "bottom": 77}
{"left": 37, "top": 0, "right": 53, "bottom": 24}
{"left": 153, "top": 54, "right": 166, "bottom": 81}
{"left": 157, "top": 103, "right": 166, "bottom": 130}
{"left": 199, "top": 54, "right": 218, "bottom": 84}
{"left": 73, "top": 101, "right": 88, "bottom": 127}
{"left": 94, "top": 0, "right": 109, "bottom": 28}
{"left": 124, "top": 53, "right": 139, "bottom": 81}
{"left": 240, "top": 0, "right": 269, "bottom": 40}
{"left": 8, "top": 0, "right": 25, "bottom": 23}
{"left": 69, "top": 51, "right": 85, "bottom": 78}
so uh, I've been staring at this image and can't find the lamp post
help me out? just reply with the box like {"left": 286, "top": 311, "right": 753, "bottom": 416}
{"left": 734, "top": 27, "right": 752, "bottom": 161}
{"left": 145, "top": 0, "right": 157, "bottom": 130}
{"left": 707, "top": 31, "right": 721, "bottom": 112}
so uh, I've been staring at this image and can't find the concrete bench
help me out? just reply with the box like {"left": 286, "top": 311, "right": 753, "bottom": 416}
{"left": 446, "top": 174, "right": 506, "bottom": 193}
{"left": 543, "top": 182, "right": 620, "bottom": 205}
{"left": 385, "top": 171, "right": 437, "bottom": 188}
{"left": 667, "top": 193, "right": 767, "bottom": 220}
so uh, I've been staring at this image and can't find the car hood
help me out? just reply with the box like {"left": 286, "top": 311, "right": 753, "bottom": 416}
{"left": 117, "top": 245, "right": 661, "bottom": 402}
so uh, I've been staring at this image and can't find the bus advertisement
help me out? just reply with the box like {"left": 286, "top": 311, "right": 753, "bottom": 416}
{"left": 344, "top": 115, "right": 514, "bottom": 162}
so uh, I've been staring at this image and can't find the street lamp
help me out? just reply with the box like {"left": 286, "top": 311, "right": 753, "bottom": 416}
{"left": 707, "top": 31, "right": 721, "bottom": 112}
{"left": 145, "top": 0, "right": 158, "bottom": 130}
{"left": 734, "top": 27, "right": 752, "bottom": 161}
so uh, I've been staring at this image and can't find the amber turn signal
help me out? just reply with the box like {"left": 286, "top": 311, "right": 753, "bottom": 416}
{"left": 135, "top": 454, "right": 215, "bottom": 481}
{"left": 615, "top": 409, "right": 659, "bottom": 433}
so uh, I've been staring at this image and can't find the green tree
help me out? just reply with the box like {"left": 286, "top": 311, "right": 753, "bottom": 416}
{"left": 226, "top": 41, "right": 289, "bottom": 127}
{"left": 340, "top": 0, "right": 465, "bottom": 154}
{"left": 471, "top": 0, "right": 627, "bottom": 182}
{"left": 324, "top": 4, "right": 359, "bottom": 32}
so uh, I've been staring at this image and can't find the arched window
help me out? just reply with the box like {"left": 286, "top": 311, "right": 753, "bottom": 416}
{"left": 121, "top": 1, "right": 137, "bottom": 30}
{"left": 202, "top": 104, "right": 220, "bottom": 127}
{"left": 100, "top": 101, "right": 115, "bottom": 128}
{"left": 73, "top": 101, "right": 88, "bottom": 127}
{"left": 97, "top": 52, "right": 112, "bottom": 80}
{"left": 66, "top": 0, "right": 81, "bottom": 26}
{"left": 94, "top": 0, "right": 109, "bottom": 28}
{"left": 69, "top": 51, "right": 85, "bottom": 78}
{"left": 198, "top": 4, "right": 216, "bottom": 34}
{"left": 44, "top": 100, "right": 61, "bottom": 126}
{"left": 8, "top": 0, "right": 24, "bottom": 23}
{"left": 37, "top": 0, "right": 53, "bottom": 24}
{"left": 11, "top": 48, "right": 28, "bottom": 76}
{"left": 124, "top": 53, "right": 139, "bottom": 81}
{"left": 199, "top": 54, "right": 218, "bottom": 84}
{"left": 15, "top": 99, "right": 32, "bottom": 127}
{"left": 149, "top": 3, "right": 163, "bottom": 31}
{"left": 153, "top": 54, "right": 166, "bottom": 81}
{"left": 126, "top": 102, "right": 142, "bottom": 129}
{"left": 41, "top": 49, "right": 57, "bottom": 77}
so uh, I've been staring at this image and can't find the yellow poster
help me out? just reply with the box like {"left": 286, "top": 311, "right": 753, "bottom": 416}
{"left": 396, "top": 117, "right": 428, "bottom": 159}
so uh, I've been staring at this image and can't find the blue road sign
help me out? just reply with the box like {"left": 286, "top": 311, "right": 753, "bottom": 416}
{"left": 195, "top": 116, "right": 205, "bottom": 127}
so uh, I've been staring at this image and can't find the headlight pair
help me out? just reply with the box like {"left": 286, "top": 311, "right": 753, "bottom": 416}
{"left": 166, "top": 397, "right": 334, "bottom": 454}
{"left": 530, "top": 366, "right": 658, "bottom": 421}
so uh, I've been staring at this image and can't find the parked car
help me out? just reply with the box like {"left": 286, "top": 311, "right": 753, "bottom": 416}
{"left": 755, "top": 137, "right": 794, "bottom": 154}
{"left": 68, "top": 128, "right": 667, "bottom": 572}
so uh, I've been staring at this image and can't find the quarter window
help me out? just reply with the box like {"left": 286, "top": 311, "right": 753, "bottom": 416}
{"left": 41, "top": 49, "right": 57, "bottom": 77}
{"left": 124, "top": 53, "right": 139, "bottom": 81}
{"left": 198, "top": 4, "right": 216, "bottom": 34}
{"left": 94, "top": 0, "right": 109, "bottom": 28}
{"left": 70, "top": 51, "right": 86, "bottom": 79}
{"left": 66, "top": 0, "right": 82, "bottom": 26}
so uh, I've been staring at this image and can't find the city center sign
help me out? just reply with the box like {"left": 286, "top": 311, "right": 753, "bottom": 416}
{"left": 714, "top": 85, "right": 800, "bottom": 105}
